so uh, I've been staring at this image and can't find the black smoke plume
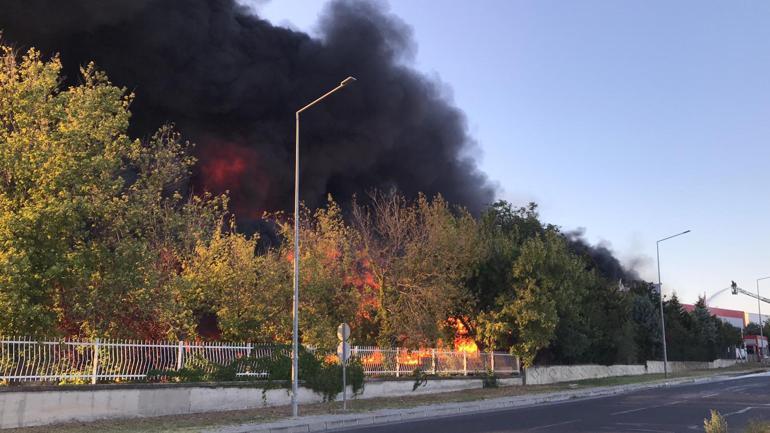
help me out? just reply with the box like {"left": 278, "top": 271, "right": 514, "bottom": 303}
{"left": 0, "top": 0, "right": 495, "bottom": 217}
{"left": 565, "top": 229, "right": 640, "bottom": 282}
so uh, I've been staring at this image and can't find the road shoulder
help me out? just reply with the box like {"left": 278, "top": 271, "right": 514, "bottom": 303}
{"left": 208, "top": 370, "right": 770, "bottom": 433}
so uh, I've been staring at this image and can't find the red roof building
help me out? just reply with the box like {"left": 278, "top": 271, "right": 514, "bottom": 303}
{"left": 682, "top": 304, "right": 746, "bottom": 329}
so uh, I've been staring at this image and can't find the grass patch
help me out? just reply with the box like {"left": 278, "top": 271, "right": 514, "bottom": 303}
{"left": 745, "top": 420, "right": 770, "bottom": 433}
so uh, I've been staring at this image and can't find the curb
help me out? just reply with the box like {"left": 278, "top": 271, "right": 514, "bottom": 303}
{"left": 208, "top": 371, "right": 769, "bottom": 433}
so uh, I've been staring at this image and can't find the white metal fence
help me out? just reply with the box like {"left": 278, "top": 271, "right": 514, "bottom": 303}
{"left": 353, "top": 346, "right": 520, "bottom": 377}
{"left": 0, "top": 337, "right": 519, "bottom": 384}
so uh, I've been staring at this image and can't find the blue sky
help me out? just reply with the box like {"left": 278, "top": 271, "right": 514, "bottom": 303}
{"left": 258, "top": 1, "right": 770, "bottom": 314}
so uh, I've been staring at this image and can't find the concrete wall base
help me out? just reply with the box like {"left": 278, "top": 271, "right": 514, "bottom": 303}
{"left": 0, "top": 376, "right": 513, "bottom": 429}
{"left": 524, "top": 359, "right": 743, "bottom": 385}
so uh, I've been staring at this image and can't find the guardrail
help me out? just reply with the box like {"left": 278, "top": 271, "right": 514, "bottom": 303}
{"left": 0, "top": 337, "right": 519, "bottom": 384}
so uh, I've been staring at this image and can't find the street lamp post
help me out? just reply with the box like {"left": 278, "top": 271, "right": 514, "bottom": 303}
{"left": 291, "top": 76, "right": 356, "bottom": 417}
{"left": 656, "top": 229, "right": 691, "bottom": 378}
{"left": 757, "top": 276, "right": 770, "bottom": 359}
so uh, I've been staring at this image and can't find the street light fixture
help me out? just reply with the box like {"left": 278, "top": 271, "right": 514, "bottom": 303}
{"left": 757, "top": 276, "right": 770, "bottom": 358}
{"left": 291, "top": 76, "right": 356, "bottom": 417}
{"left": 656, "top": 229, "right": 690, "bottom": 378}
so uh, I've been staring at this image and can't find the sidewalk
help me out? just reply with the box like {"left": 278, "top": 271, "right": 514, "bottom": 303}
{"left": 206, "top": 371, "right": 770, "bottom": 433}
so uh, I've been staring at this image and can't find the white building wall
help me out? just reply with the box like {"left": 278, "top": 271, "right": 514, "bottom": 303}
{"left": 747, "top": 312, "right": 769, "bottom": 326}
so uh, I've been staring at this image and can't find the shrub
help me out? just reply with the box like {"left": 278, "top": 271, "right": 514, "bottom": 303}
{"left": 147, "top": 353, "right": 240, "bottom": 383}
{"left": 703, "top": 410, "right": 727, "bottom": 433}
{"left": 482, "top": 369, "right": 498, "bottom": 388}
{"left": 347, "top": 357, "right": 366, "bottom": 395}
{"left": 251, "top": 347, "right": 365, "bottom": 402}
{"left": 148, "top": 346, "right": 365, "bottom": 402}
{"left": 412, "top": 367, "right": 428, "bottom": 391}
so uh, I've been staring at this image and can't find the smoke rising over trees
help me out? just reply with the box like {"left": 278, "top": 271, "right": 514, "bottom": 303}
{"left": 0, "top": 0, "right": 642, "bottom": 278}
{"left": 1, "top": 4, "right": 734, "bottom": 365}
{"left": 565, "top": 228, "right": 640, "bottom": 282}
{"left": 0, "top": 0, "right": 495, "bottom": 216}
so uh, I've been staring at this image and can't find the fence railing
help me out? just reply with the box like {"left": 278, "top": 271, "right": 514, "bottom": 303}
{"left": 0, "top": 337, "right": 519, "bottom": 384}
{"left": 353, "top": 346, "right": 520, "bottom": 377}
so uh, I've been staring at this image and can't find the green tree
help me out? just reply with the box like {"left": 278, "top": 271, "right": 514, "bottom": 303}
{"left": 715, "top": 320, "right": 742, "bottom": 359}
{"left": 582, "top": 284, "right": 637, "bottom": 365}
{"left": 690, "top": 297, "right": 718, "bottom": 361}
{"left": 745, "top": 322, "right": 762, "bottom": 336}
{"left": 0, "top": 45, "right": 226, "bottom": 338}
{"left": 663, "top": 294, "right": 696, "bottom": 361}
{"left": 281, "top": 198, "right": 362, "bottom": 350}
{"left": 466, "top": 202, "right": 542, "bottom": 318}
{"left": 506, "top": 230, "right": 588, "bottom": 367}
{"left": 471, "top": 202, "right": 551, "bottom": 354}
{"left": 630, "top": 288, "right": 661, "bottom": 361}
{"left": 352, "top": 191, "right": 480, "bottom": 348}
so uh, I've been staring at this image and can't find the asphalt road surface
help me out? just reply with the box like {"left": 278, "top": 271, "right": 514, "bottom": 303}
{"left": 341, "top": 373, "right": 770, "bottom": 433}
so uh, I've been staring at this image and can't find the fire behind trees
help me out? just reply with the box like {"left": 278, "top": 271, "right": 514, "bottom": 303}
{"left": 0, "top": 45, "right": 740, "bottom": 367}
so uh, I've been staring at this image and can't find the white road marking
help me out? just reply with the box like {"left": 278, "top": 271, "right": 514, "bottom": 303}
{"left": 722, "top": 383, "right": 765, "bottom": 393}
{"left": 722, "top": 407, "right": 754, "bottom": 417}
{"left": 613, "top": 422, "right": 676, "bottom": 432}
{"left": 612, "top": 406, "right": 657, "bottom": 415}
{"left": 623, "top": 429, "right": 675, "bottom": 432}
{"left": 528, "top": 419, "right": 581, "bottom": 430}
{"left": 611, "top": 400, "right": 682, "bottom": 416}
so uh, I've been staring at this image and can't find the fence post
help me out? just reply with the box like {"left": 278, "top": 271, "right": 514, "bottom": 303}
{"left": 395, "top": 347, "right": 400, "bottom": 378}
{"left": 463, "top": 351, "right": 468, "bottom": 376}
{"left": 176, "top": 341, "right": 184, "bottom": 371}
{"left": 490, "top": 350, "right": 495, "bottom": 373}
{"left": 91, "top": 338, "right": 100, "bottom": 385}
{"left": 431, "top": 349, "right": 436, "bottom": 375}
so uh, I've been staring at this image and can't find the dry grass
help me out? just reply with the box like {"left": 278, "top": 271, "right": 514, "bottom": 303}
{"left": 744, "top": 420, "right": 770, "bottom": 433}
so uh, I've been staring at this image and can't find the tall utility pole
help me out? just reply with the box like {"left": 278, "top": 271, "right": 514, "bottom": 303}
{"left": 757, "top": 276, "right": 770, "bottom": 358}
{"left": 656, "top": 229, "right": 691, "bottom": 378}
{"left": 291, "top": 76, "right": 356, "bottom": 417}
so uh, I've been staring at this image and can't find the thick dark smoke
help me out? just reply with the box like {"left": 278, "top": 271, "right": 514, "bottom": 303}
{"left": 0, "top": 0, "right": 495, "bottom": 217}
{"left": 565, "top": 229, "right": 640, "bottom": 282}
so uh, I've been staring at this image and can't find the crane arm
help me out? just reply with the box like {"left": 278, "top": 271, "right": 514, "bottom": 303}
{"left": 731, "top": 281, "right": 770, "bottom": 305}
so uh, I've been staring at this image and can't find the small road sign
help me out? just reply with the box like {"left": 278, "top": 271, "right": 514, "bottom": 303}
{"left": 337, "top": 323, "right": 350, "bottom": 341}
{"left": 337, "top": 341, "right": 351, "bottom": 362}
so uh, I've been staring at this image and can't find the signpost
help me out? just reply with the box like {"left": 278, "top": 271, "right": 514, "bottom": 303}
{"left": 337, "top": 323, "right": 351, "bottom": 410}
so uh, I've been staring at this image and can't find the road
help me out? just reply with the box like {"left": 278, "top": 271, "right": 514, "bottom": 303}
{"left": 341, "top": 374, "right": 770, "bottom": 433}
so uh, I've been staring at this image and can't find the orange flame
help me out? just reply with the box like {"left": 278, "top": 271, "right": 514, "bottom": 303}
{"left": 448, "top": 317, "right": 479, "bottom": 354}
{"left": 455, "top": 339, "right": 479, "bottom": 354}
{"left": 200, "top": 141, "right": 255, "bottom": 191}
{"left": 359, "top": 348, "right": 434, "bottom": 367}
{"left": 360, "top": 350, "right": 383, "bottom": 365}
{"left": 398, "top": 348, "right": 432, "bottom": 366}
{"left": 199, "top": 141, "right": 268, "bottom": 218}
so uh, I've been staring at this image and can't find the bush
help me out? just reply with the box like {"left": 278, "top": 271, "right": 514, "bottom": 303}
{"left": 346, "top": 358, "right": 366, "bottom": 395}
{"left": 147, "top": 353, "right": 240, "bottom": 383}
{"left": 703, "top": 410, "right": 728, "bottom": 433}
{"left": 148, "top": 346, "right": 365, "bottom": 402}
{"left": 412, "top": 367, "right": 428, "bottom": 391}
{"left": 482, "top": 369, "right": 498, "bottom": 388}
{"left": 249, "top": 347, "right": 364, "bottom": 401}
